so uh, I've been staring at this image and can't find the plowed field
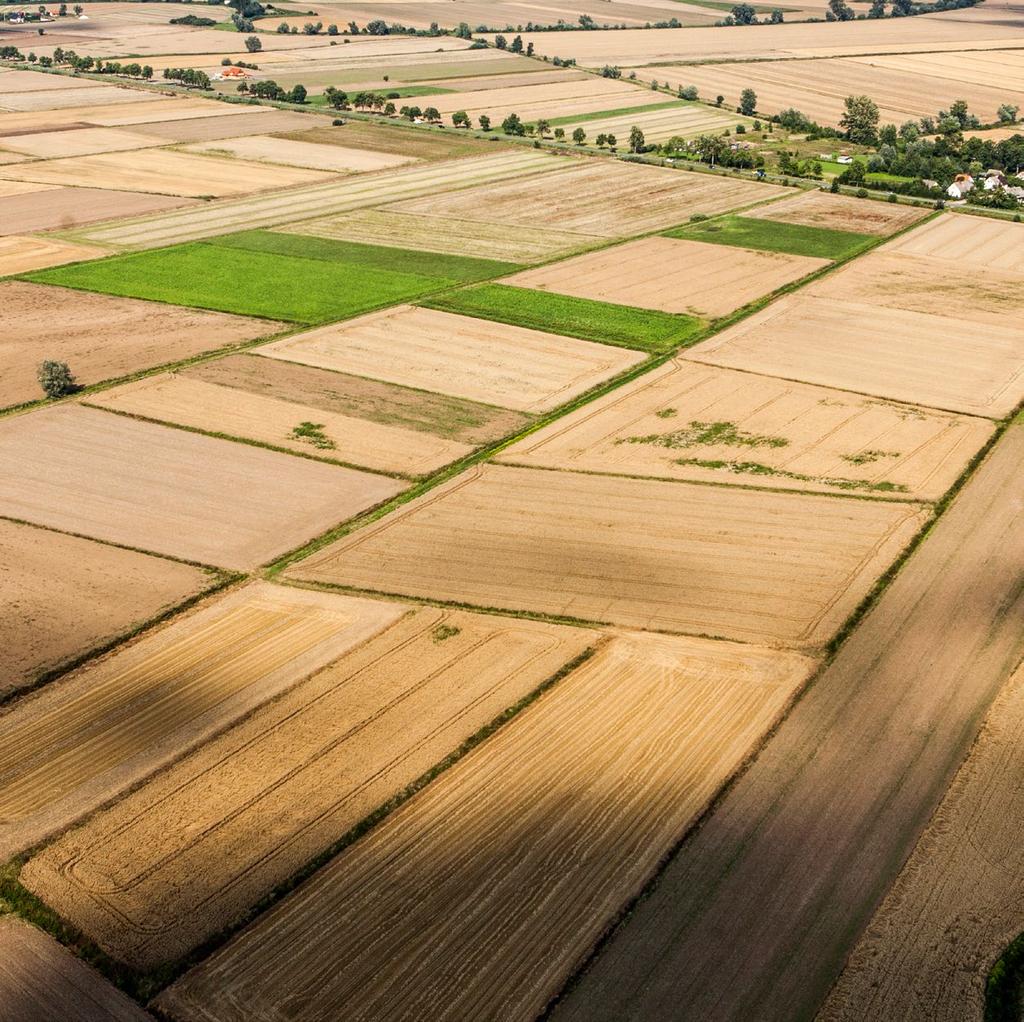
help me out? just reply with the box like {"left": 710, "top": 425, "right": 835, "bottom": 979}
{"left": 884, "top": 212, "right": 1024, "bottom": 273}
{"left": 745, "top": 190, "right": 929, "bottom": 235}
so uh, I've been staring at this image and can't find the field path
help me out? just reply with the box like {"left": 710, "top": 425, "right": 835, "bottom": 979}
{"left": 550, "top": 422, "right": 1024, "bottom": 1022}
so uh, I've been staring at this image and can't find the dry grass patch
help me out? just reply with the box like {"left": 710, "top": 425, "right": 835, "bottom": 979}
{"left": 185, "top": 135, "right": 417, "bottom": 174}
{"left": 745, "top": 190, "right": 929, "bottom": 236}
{"left": 0, "top": 236, "right": 103, "bottom": 277}
{"left": 885, "top": 213, "right": 1024, "bottom": 274}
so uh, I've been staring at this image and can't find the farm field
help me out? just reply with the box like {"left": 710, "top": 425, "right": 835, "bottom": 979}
{"left": 0, "top": 405, "right": 403, "bottom": 569}
{"left": 0, "top": 236, "right": 104, "bottom": 277}
{"left": 743, "top": 189, "right": 930, "bottom": 236}
{"left": 498, "top": 360, "right": 992, "bottom": 500}
{"left": 502, "top": 237, "right": 829, "bottom": 318}
{"left": 259, "top": 305, "right": 646, "bottom": 412}
{"left": 0, "top": 126, "right": 166, "bottom": 159}
{"left": 287, "top": 463, "right": 927, "bottom": 647}
{"left": 0, "top": 582, "right": 404, "bottom": 860}
{"left": 0, "top": 281, "right": 284, "bottom": 410}
{"left": 0, "top": 520, "right": 212, "bottom": 701}
{"left": 0, "top": 84, "right": 165, "bottom": 113}
{"left": 884, "top": 213, "right": 1024, "bottom": 274}
{"left": 125, "top": 109, "right": 318, "bottom": 144}
{"left": 24, "top": 608, "right": 596, "bottom": 969}
{"left": 549, "top": 421, "right": 1024, "bottom": 1022}
{"left": 821, "top": 658, "right": 1024, "bottom": 1022}
{"left": 553, "top": 102, "right": 742, "bottom": 144}
{"left": 184, "top": 135, "right": 418, "bottom": 174}
{"left": 155, "top": 632, "right": 816, "bottom": 1022}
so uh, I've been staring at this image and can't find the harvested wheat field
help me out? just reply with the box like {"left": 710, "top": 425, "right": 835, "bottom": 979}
{"left": 289, "top": 463, "right": 926, "bottom": 647}
{"left": 549, "top": 421, "right": 1024, "bottom": 1022}
{"left": 0, "top": 582, "right": 404, "bottom": 860}
{"left": 260, "top": 306, "right": 644, "bottom": 413}
{"left": 88, "top": 373, "right": 472, "bottom": 476}
{"left": 499, "top": 360, "right": 991, "bottom": 500}
{"left": 391, "top": 159, "right": 786, "bottom": 238}
{"left": 556, "top": 103, "right": 740, "bottom": 145}
{"left": 503, "top": 237, "right": 827, "bottom": 318}
{"left": 688, "top": 295, "right": 1024, "bottom": 418}
{"left": 0, "top": 236, "right": 103, "bottom": 277}
{"left": 744, "top": 190, "right": 929, "bottom": 236}
{"left": 885, "top": 212, "right": 1024, "bottom": 274}
{"left": 127, "top": 109, "right": 317, "bottom": 144}
{"left": 0, "top": 281, "right": 283, "bottom": 410}
{"left": 156, "top": 631, "right": 815, "bottom": 1022}
{"left": 185, "top": 135, "right": 417, "bottom": 174}
{"left": 0, "top": 186, "right": 193, "bottom": 236}
{"left": 25, "top": 608, "right": 596, "bottom": 968}
{"left": 0, "top": 917, "right": 151, "bottom": 1022}
{"left": 0, "top": 520, "right": 211, "bottom": 701}
{"left": 0, "top": 126, "right": 165, "bottom": 159}
{"left": 0, "top": 84, "right": 163, "bottom": 113}
{"left": 0, "top": 405, "right": 403, "bottom": 569}
{"left": 0, "top": 68, "right": 104, "bottom": 93}
{"left": 276, "top": 208, "right": 604, "bottom": 264}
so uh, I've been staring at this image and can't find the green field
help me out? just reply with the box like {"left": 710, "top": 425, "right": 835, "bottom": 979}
{"left": 666, "top": 214, "right": 875, "bottom": 261}
{"left": 423, "top": 284, "right": 704, "bottom": 353}
{"left": 544, "top": 100, "right": 690, "bottom": 128}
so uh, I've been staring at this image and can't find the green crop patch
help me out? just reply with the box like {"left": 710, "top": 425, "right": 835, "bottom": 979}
{"left": 544, "top": 100, "right": 689, "bottom": 128}
{"left": 423, "top": 284, "right": 703, "bottom": 354}
{"left": 665, "top": 215, "right": 875, "bottom": 261}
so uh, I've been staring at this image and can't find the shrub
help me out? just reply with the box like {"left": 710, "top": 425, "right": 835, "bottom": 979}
{"left": 37, "top": 360, "right": 76, "bottom": 399}
{"left": 887, "top": 192, "right": 898, "bottom": 202}
{"left": 855, "top": 187, "right": 869, "bottom": 198}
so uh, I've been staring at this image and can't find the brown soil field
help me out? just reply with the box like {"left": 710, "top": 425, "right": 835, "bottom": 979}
{"left": 0, "top": 281, "right": 283, "bottom": 410}
{"left": 0, "top": 235, "right": 104, "bottom": 277}
{"left": 288, "top": 463, "right": 927, "bottom": 647}
{"left": 0, "top": 180, "right": 56, "bottom": 197}
{"left": 276, "top": 208, "right": 603, "bottom": 263}
{"left": 185, "top": 135, "right": 417, "bottom": 174}
{"left": 25, "top": 608, "right": 596, "bottom": 969}
{"left": 0, "top": 126, "right": 166, "bottom": 158}
{"left": 390, "top": 159, "right": 787, "bottom": 238}
{"left": 499, "top": 360, "right": 992, "bottom": 501}
{"left": 184, "top": 354, "right": 531, "bottom": 445}
{"left": 0, "top": 520, "right": 211, "bottom": 701}
{"left": 260, "top": 305, "right": 644, "bottom": 413}
{"left": 0, "top": 582, "right": 404, "bottom": 860}
{"left": 0, "top": 917, "right": 151, "bottom": 1022}
{"left": 272, "top": 120, "right": 506, "bottom": 161}
{"left": 503, "top": 237, "right": 828, "bottom": 318}
{"left": 688, "top": 295, "right": 1024, "bottom": 418}
{"left": 821, "top": 656, "right": 1024, "bottom": 1022}
{"left": 155, "top": 631, "right": 815, "bottom": 1022}
{"left": 885, "top": 212, "right": 1024, "bottom": 274}
{"left": 549, "top": 422, "right": 1024, "bottom": 1022}
{"left": 73, "top": 149, "right": 560, "bottom": 248}
{"left": 88, "top": 374, "right": 473, "bottom": 476}
{"left": 128, "top": 109, "right": 318, "bottom": 144}
{"left": 745, "top": 190, "right": 930, "bottom": 235}
{"left": 0, "top": 405, "right": 403, "bottom": 569}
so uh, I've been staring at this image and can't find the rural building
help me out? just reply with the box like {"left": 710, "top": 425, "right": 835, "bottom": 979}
{"left": 212, "top": 67, "right": 252, "bottom": 81}
{"left": 947, "top": 173, "right": 975, "bottom": 198}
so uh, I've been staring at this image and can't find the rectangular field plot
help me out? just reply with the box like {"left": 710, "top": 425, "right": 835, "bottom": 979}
{"left": 129, "top": 109, "right": 317, "bottom": 144}
{"left": 0, "top": 405, "right": 403, "bottom": 569}
{"left": 259, "top": 305, "right": 645, "bottom": 412}
{"left": 155, "top": 632, "right": 815, "bottom": 1022}
{"left": 0, "top": 281, "right": 283, "bottom": 410}
{"left": 288, "top": 464, "right": 927, "bottom": 648}
{"left": 883, "top": 212, "right": 1024, "bottom": 274}
{"left": 88, "top": 373, "right": 473, "bottom": 476}
{"left": 0, "top": 583, "right": 404, "bottom": 860}
{"left": 24, "top": 608, "right": 596, "bottom": 969}
{"left": 499, "top": 360, "right": 992, "bottom": 500}
{"left": 688, "top": 295, "right": 1024, "bottom": 418}
{"left": 0, "top": 520, "right": 212, "bottom": 701}
{"left": 0, "top": 126, "right": 166, "bottom": 159}
{"left": 184, "top": 134, "right": 418, "bottom": 174}
{"left": 0, "top": 236, "right": 104, "bottom": 277}
{"left": 502, "top": 237, "right": 828, "bottom": 319}
{"left": 743, "top": 190, "right": 930, "bottom": 236}
{"left": 555, "top": 102, "right": 739, "bottom": 144}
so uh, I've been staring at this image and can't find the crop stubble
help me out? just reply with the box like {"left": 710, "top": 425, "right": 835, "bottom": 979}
{"left": 744, "top": 190, "right": 929, "bottom": 235}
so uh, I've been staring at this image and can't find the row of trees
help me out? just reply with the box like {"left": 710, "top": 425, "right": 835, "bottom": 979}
{"left": 163, "top": 67, "right": 211, "bottom": 89}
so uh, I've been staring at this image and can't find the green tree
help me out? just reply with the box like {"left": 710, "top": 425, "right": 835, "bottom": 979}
{"left": 769, "top": 7, "right": 784, "bottom": 21}
{"left": 502, "top": 112, "right": 525, "bottom": 135}
{"left": 840, "top": 94, "right": 880, "bottom": 145}
{"left": 998, "top": 103, "right": 1019, "bottom": 124}
{"left": 287, "top": 84, "right": 307, "bottom": 103}
{"left": 595, "top": 133, "right": 608, "bottom": 148}
{"left": 739, "top": 88, "right": 757, "bottom": 116}
{"left": 827, "top": 0, "right": 855, "bottom": 18}
{"left": 324, "top": 87, "right": 349, "bottom": 109}
{"left": 510, "top": 34, "right": 523, "bottom": 52}
{"left": 423, "top": 106, "right": 440, "bottom": 122}
{"left": 494, "top": 34, "right": 507, "bottom": 49}
{"left": 572, "top": 126, "right": 586, "bottom": 145}
{"left": 37, "top": 360, "right": 76, "bottom": 399}
{"left": 694, "top": 133, "right": 726, "bottom": 166}
{"left": 244, "top": 34, "right": 262, "bottom": 52}
{"left": 535, "top": 118, "right": 550, "bottom": 137}
{"left": 679, "top": 85, "right": 698, "bottom": 100}
{"left": 553, "top": 127, "right": 565, "bottom": 141}
{"left": 605, "top": 133, "right": 617, "bottom": 148}
{"left": 478, "top": 113, "right": 491, "bottom": 130}
{"left": 451, "top": 109, "right": 470, "bottom": 127}
{"left": 628, "top": 125, "right": 645, "bottom": 152}
{"left": 730, "top": 3, "right": 756, "bottom": 23}
{"left": 867, "top": 0, "right": 885, "bottom": 15}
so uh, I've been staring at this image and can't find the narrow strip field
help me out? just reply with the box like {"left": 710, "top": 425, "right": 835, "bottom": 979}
{"left": 549, "top": 422, "right": 1024, "bottom": 1022}
{"left": 184, "top": 135, "right": 417, "bottom": 174}
{"left": 155, "top": 633, "right": 816, "bottom": 1022}
{"left": 743, "top": 190, "right": 929, "bottom": 236}
{"left": 0, "top": 583, "right": 404, "bottom": 860}
{"left": 884, "top": 213, "right": 1024, "bottom": 274}
{"left": 666, "top": 216, "right": 874, "bottom": 262}
{"left": 0, "top": 236, "right": 105, "bottom": 278}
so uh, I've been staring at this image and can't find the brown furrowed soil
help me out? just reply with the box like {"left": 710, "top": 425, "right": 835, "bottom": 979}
{"left": 744, "top": 190, "right": 930, "bottom": 235}
{"left": 288, "top": 463, "right": 927, "bottom": 648}
{"left": 259, "top": 306, "right": 645, "bottom": 413}
{"left": 88, "top": 374, "right": 472, "bottom": 476}
{"left": 185, "top": 135, "right": 418, "bottom": 174}
{"left": 0, "top": 281, "right": 283, "bottom": 410}
{"left": 688, "top": 294, "right": 1024, "bottom": 418}
{"left": 820, "top": 657, "right": 1024, "bottom": 1022}
{"left": 154, "top": 632, "right": 816, "bottom": 1022}
{"left": 548, "top": 422, "right": 1024, "bottom": 1022}
{"left": 885, "top": 212, "right": 1024, "bottom": 274}
{"left": 499, "top": 360, "right": 993, "bottom": 501}
{"left": 0, "top": 520, "right": 211, "bottom": 701}
{"left": 184, "top": 354, "right": 531, "bottom": 445}
{"left": 0, "top": 236, "right": 104, "bottom": 277}
{"left": 0, "top": 917, "right": 151, "bottom": 1022}
{"left": 24, "top": 608, "right": 596, "bottom": 969}
{"left": 503, "top": 237, "right": 828, "bottom": 318}
{"left": 0, "top": 405, "right": 403, "bottom": 569}
{"left": 0, "top": 582, "right": 404, "bottom": 860}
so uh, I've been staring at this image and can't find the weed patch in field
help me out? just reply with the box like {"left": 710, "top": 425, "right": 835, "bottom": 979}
{"left": 666, "top": 215, "right": 874, "bottom": 261}
{"left": 621, "top": 419, "right": 789, "bottom": 451}
{"left": 675, "top": 457, "right": 908, "bottom": 493}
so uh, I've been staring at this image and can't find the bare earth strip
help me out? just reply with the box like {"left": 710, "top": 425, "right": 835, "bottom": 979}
{"left": 0, "top": 281, "right": 283, "bottom": 410}
{"left": 821, "top": 658, "right": 1024, "bottom": 1022}
{"left": 549, "top": 422, "right": 1024, "bottom": 1022}
{"left": 259, "top": 306, "right": 645, "bottom": 413}
{"left": 687, "top": 295, "right": 1024, "bottom": 418}
{"left": 87, "top": 373, "right": 473, "bottom": 476}
{"left": 288, "top": 463, "right": 927, "bottom": 648}
{"left": 744, "top": 190, "right": 930, "bottom": 235}
{"left": 884, "top": 212, "right": 1024, "bottom": 274}
{"left": 503, "top": 237, "right": 828, "bottom": 318}
{"left": 0, "top": 405, "right": 404, "bottom": 570}
{"left": 0, "top": 917, "right": 152, "bottom": 1022}
{"left": 499, "top": 360, "right": 993, "bottom": 501}
{"left": 155, "top": 632, "right": 816, "bottom": 1022}
{"left": 0, "top": 520, "right": 211, "bottom": 701}
{"left": 0, "top": 582, "right": 404, "bottom": 860}
{"left": 184, "top": 135, "right": 418, "bottom": 174}
{"left": 0, "top": 235, "right": 104, "bottom": 277}
{"left": 24, "top": 609, "right": 596, "bottom": 969}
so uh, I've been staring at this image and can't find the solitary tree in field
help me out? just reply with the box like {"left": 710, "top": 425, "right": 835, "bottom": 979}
{"left": 572, "top": 126, "right": 586, "bottom": 145}
{"left": 244, "top": 35, "right": 262, "bottom": 51}
{"left": 478, "top": 113, "right": 491, "bottom": 130}
{"left": 739, "top": 88, "right": 757, "bottom": 116}
{"left": 37, "top": 361, "right": 76, "bottom": 399}
{"left": 840, "top": 94, "right": 880, "bottom": 145}
{"left": 628, "top": 125, "right": 645, "bottom": 152}
{"left": 451, "top": 110, "right": 470, "bottom": 127}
